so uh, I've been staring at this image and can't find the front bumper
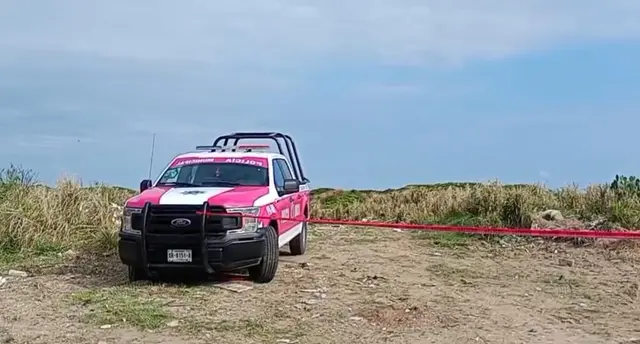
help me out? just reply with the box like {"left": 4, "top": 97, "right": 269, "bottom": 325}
{"left": 118, "top": 229, "right": 266, "bottom": 272}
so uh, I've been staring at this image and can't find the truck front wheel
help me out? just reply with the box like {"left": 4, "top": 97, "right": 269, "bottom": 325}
{"left": 248, "top": 226, "right": 279, "bottom": 283}
{"left": 127, "top": 266, "right": 148, "bottom": 282}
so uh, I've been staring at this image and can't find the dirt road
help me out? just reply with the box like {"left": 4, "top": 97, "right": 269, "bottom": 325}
{"left": 1, "top": 226, "right": 639, "bottom": 344}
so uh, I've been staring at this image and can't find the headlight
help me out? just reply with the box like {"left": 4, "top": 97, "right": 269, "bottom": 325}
{"left": 226, "top": 207, "right": 260, "bottom": 234}
{"left": 121, "top": 207, "right": 142, "bottom": 235}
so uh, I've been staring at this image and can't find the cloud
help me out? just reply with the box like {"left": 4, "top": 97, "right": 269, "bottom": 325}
{"left": 1, "top": 1, "right": 639, "bottom": 65}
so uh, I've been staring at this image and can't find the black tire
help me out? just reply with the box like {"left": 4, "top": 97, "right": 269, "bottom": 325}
{"left": 288, "top": 221, "right": 308, "bottom": 256}
{"left": 128, "top": 265, "right": 148, "bottom": 282}
{"left": 248, "top": 226, "right": 279, "bottom": 283}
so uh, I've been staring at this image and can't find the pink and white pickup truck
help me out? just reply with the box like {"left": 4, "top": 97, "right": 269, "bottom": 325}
{"left": 118, "top": 132, "right": 311, "bottom": 283}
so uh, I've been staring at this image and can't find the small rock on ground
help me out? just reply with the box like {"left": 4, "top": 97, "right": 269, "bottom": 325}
{"left": 539, "top": 210, "right": 564, "bottom": 221}
{"left": 213, "top": 282, "right": 253, "bottom": 293}
{"left": 558, "top": 258, "right": 575, "bottom": 267}
{"left": 7, "top": 270, "right": 28, "bottom": 277}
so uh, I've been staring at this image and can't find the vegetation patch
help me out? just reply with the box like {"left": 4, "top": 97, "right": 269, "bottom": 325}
{"left": 2, "top": 164, "right": 640, "bottom": 260}
{"left": 71, "top": 286, "right": 171, "bottom": 329}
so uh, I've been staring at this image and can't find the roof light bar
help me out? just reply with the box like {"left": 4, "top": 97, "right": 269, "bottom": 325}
{"left": 236, "top": 144, "right": 270, "bottom": 152}
{"left": 194, "top": 144, "right": 271, "bottom": 152}
{"left": 195, "top": 145, "right": 224, "bottom": 151}
{"left": 237, "top": 144, "right": 270, "bottom": 149}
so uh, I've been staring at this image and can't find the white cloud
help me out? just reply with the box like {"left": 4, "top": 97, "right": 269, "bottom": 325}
{"left": 0, "top": 0, "right": 639, "bottom": 65}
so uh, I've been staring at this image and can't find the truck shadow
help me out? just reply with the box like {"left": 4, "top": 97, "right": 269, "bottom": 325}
{"left": 40, "top": 250, "right": 306, "bottom": 289}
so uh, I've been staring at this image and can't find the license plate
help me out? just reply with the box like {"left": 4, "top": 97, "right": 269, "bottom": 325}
{"left": 167, "top": 249, "right": 192, "bottom": 263}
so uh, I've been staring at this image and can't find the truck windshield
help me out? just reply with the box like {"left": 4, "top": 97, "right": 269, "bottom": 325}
{"left": 157, "top": 163, "right": 269, "bottom": 187}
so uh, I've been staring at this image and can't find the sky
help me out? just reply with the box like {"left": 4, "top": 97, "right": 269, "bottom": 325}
{"left": 1, "top": 1, "right": 640, "bottom": 190}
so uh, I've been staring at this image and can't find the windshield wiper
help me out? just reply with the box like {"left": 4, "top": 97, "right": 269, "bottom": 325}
{"left": 201, "top": 181, "right": 241, "bottom": 186}
{"left": 157, "top": 182, "right": 200, "bottom": 187}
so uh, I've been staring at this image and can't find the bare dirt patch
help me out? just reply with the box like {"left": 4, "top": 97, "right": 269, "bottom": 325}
{"left": 1, "top": 226, "right": 640, "bottom": 344}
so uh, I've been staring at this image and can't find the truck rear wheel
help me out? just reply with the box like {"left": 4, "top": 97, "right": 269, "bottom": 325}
{"left": 248, "top": 226, "right": 279, "bottom": 283}
{"left": 288, "top": 221, "right": 308, "bottom": 255}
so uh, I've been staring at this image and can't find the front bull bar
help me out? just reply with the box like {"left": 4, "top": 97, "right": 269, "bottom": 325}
{"left": 138, "top": 201, "right": 242, "bottom": 276}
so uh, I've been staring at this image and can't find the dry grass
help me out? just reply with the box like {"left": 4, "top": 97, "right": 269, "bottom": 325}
{"left": 0, "top": 166, "right": 133, "bottom": 258}
{"left": 2, "top": 165, "right": 640, "bottom": 259}
{"left": 311, "top": 182, "right": 640, "bottom": 229}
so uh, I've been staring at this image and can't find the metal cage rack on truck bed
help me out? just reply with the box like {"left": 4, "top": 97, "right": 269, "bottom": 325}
{"left": 211, "top": 131, "right": 309, "bottom": 184}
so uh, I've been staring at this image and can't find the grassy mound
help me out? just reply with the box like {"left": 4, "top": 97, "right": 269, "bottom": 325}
{"left": 2, "top": 165, "right": 640, "bottom": 258}
{"left": 310, "top": 181, "right": 640, "bottom": 229}
{"left": 0, "top": 165, "right": 134, "bottom": 259}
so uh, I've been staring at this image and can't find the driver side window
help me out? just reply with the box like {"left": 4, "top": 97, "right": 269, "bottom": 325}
{"left": 273, "top": 160, "right": 285, "bottom": 191}
{"left": 275, "top": 159, "right": 294, "bottom": 180}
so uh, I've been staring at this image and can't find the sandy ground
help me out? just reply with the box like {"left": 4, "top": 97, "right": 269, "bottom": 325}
{"left": 1, "top": 226, "right": 640, "bottom": 344}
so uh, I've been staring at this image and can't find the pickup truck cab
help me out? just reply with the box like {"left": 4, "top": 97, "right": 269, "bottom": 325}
{"left": 118, "top": 132, "right": 311, "bottom": 283}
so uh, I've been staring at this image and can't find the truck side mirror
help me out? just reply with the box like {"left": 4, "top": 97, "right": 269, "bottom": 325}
{"left": 282, "top": 179, "right": 300, "bottom": 194}
{"left": 140, "top": 179, "right": 153, "bottom": 192}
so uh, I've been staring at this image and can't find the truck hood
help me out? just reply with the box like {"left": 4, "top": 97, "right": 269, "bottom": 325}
{"left": 125, "top": 186, "right": 270, "bottom": 208}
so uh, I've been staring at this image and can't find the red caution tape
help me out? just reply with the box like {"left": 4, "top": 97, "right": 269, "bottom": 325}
{"left": 196, "top": 211, "right": 640, "bottom": 240}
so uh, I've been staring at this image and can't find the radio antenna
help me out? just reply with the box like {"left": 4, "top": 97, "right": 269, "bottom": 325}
{"left": 147, "top": 133, "right": 156, "bottom": 179}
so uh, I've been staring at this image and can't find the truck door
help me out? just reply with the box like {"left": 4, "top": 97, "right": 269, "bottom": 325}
{"left": 272, "top": 158, "right": 301, "bottom": 235}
